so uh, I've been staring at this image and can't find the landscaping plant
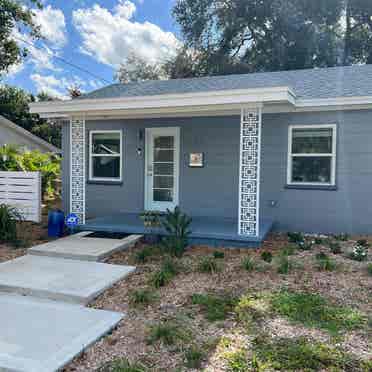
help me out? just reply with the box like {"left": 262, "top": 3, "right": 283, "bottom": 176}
{"left": 287, "top": 232, "right": 304, "bottom": 244}
{"left": 161, "top": 207, "right": 192, "bottom": 257}
{"left": 328, "top": 241, "right": 342, "bottom": 254}
{"left": 315, "top": 253, "right": 337, "bottom": 272}
{"left": 242, "top": 256, "right": 256, "bottom": 272}
{"left": 150, "top": 257, "right": 178, "bottom": 288}
{"left": 260, "top": 250, "right": 273, "bottom": 263}
{"left": 213, "top": 250, "right": 225, "bottom": 259}
{"left": 197, "top": 256, "right": 220, "bottom": 273}
{"left": 129, "top": 288, "right": 158, "bottom": 307}
{"left": 97, "top": 358, "right": 148, "bottom": 372}
{"left": 349, "top": 244, "right": 368, "bottom": 261}
{"left": 368, "top": 263, "right": 372, "bottom": 276}
{"left": 184, "top": 345, "right": 205, "bottom": 368}
{"left": 0, "top": 203, "right": 22, "bottom": 242}
{"left": 147, "top": 319, "right": 191, "bottom": 346}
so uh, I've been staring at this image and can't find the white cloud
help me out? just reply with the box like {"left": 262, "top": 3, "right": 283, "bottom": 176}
{"left": 31, "top": 73, "right": 87, "bottom": 99}
{"left": 32, "top": 5, "right": 67, "bottom": 48}
{"left": 72, "top": 0, "right": 180, "bottom": 67}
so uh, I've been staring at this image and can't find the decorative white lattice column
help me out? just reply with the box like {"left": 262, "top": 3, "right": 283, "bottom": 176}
{"left": 238, "top": 107, "right": 262, "bottom": 237}
{"left": 70, "top": 117, "right": 86, "bottom": 224}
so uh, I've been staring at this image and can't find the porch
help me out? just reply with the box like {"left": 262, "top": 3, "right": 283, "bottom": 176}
{"left": 78, "top": 213, "right": 274, "bottom": 248}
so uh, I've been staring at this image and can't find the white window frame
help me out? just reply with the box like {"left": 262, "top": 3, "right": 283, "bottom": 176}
{"left": 287, "top": 124, "right": 337, "bottom": 186}
{"left": 89, "top": 130, "right": 123, "bottom": 182}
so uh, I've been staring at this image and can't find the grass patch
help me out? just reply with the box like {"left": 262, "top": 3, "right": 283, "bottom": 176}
{"left": 271, "top": 289, "right": 365, "bottom": 334}
{"left": 147, "top": 319, "right": 191, "bottom": 346}
{"left": 251, "top": 335, "right": 364, "bottom": 371}
{"left": 225, "top": 349, "right": 249, "bottom": 372}
{"left": 315, "top": 252, "right": 337, "bottom": 271}
{"left": 184, "top": 345, "right": 205, "bottom": 369}
{"left": 234, "top": 294, "right": 270, "bottom": 328}
{"left": 128, "top": 288, "right": 158, "bottom": 307}
{"left": 149, "top": 257, "right": 178, "bottom": 288}
{"left": 97, "top": 358, "right": 148, "bottom": 372}
{"left": 197, "top": 256, "right": 221, "bottom": 273}
{"left": 192, "top": 293, "right": 237, "bottom": 321}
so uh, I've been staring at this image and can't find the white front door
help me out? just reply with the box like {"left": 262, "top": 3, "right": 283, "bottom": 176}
{"left": 145, "top": 127, "right": 180, "bottom": 212}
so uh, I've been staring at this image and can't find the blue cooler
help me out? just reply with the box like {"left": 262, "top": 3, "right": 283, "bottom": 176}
{"left": 48, "top": 210, "right": 65, "bottom": 237}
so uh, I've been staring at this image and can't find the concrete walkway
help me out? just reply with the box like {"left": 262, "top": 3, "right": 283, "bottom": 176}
{"left": 0, "top": 231, "right": 138, "bottom": 372}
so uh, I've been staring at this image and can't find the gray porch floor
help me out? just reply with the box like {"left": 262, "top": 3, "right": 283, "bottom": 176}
{"left": 79, "top": 213, "right": 274, "bottom": 247}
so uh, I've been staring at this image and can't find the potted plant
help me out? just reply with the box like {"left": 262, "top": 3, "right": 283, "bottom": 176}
{"left": 140, "top": 211, "right": 162, "bottom": 244}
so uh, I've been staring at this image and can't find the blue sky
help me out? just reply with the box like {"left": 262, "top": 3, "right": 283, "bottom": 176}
{"left": 4, "top": 0, "right": 180, "bottom": 98}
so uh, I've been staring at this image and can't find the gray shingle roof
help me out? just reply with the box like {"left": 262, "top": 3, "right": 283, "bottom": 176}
{"left": 81, "top": 64, "right": 372, "bottom": 101}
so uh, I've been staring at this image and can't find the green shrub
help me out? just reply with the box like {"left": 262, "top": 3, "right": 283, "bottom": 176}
{"left": 315, "top": 252, "right": 337, "bottom": 271}
{"left": 287, "top": 232, "right": 304, "bottom": 243}
{"left": 314, "top": 237, "right": 323, "bottom": 245}
{"left": 0, "top": 204, "right": 22, "bottom": 242}
{"left": 191, "top": 293, "right": 237, "bottom": 322}
{"left": 129, "top": 288, "right": 158, "bottom": 307}
{"left": 134, "top": 246, "right": 154, "bottom": 263}
{"left": 225, "top": 349, "right": 249, "bottom": 372}
{"left": 260, "top": 251, "right": 273, "bottom": 263}
{"left": 147, "top": 320, "right": 191, "bottom": 346}
{"left": 184, "top": 345, "right": 205, "bottom": 368}
{"left": 367, "top": 263, "right": 372, "bottom": 276}
{"left": 357, "top": 239, "right": 369, "bottom": 247}
{"left": 161, "top": 207, "right": 192, "bottom": 257}
{"left": 241, "top": 256, "right": 256, "bottom": 272}
{"left": 251, "top": 335, "right": 363, "bottom": 371}
{"left": 213, "top": 250, "right": 225, "bottom": 259}
{"left": 281, "top": 245, "right": 296, "bottom": 256}
{"left": 271, "top": 289, "right": 365, "bottom": 334}
{"left": 197, "top": 256, "right": 220, "bottom": 273}
{"left": 149, "top": 257, "right": 178, "bottom": 288}
{"left": 97, "top": 358, "right": 148, "bottom": 372}
{"left": 349, "top": 244, "right": 368, "bottom": 261}
{"left": 276, "top": 256, "right": 293, "bottom": 274}
{"left": 329, "top": 241, "right": 342, "bottom": 254}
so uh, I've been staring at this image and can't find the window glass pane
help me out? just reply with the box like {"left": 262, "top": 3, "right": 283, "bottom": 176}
{"left": 154, "top": 189, "right": 173, "bottom": 202}
{"left": 154, "top": 136, "right": 174, "bottom": 149}
{"left": 154, "top": 163, "right": 174, "bottom": 175}
{"left": 292, "top": 156, "right": 332, "bottom": 183}
{"left": 92, "top": 156, "right": 120, "bottom": 179}
{"left": 92, "top": 132, "right": 121, "bottom": 154}
{"left": 154, "top": 149, "right": 173, "bottom": 162}
{"left": 154, "top": 175, "right": 174, "bottom": 189}
{"left": 292, "top": 128, "right": 332, "bottom": 154}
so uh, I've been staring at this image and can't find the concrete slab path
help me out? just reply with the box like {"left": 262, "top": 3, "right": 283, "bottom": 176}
{"left": 0, "top": 294, "right": 123, "bottom": 372}
{"left": 28, "top": 231, "right": 142, "bottom": 262}
{"left": 0, "top": 255, "right": 135, "bottom": 305}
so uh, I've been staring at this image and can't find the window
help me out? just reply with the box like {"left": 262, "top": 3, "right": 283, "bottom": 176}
{"left": 89, "top": 130, "right": 122, "bottom": 181}
{"left": 287, "top": 125, "right": 336, "bottom": 186}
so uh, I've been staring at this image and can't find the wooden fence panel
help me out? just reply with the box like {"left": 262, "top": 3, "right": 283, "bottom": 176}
{"left": 0, "top": 171, "right": 41, "bottom": 223}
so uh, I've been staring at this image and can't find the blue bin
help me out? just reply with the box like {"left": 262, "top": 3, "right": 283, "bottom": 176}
{"left": 48, "top": 210, "right": 65, "bottom": 238}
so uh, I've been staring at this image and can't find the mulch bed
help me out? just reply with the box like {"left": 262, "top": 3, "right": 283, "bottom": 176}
{"left": 64, "top": 233, "right": 372, "bottom": 372}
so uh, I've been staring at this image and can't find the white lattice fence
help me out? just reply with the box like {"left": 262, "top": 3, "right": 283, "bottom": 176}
{"left": 0, "top": 171, "right": 41, "bottom": 223}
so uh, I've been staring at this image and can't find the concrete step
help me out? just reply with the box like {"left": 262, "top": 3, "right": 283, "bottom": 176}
{"left": 28, "top": 231, "right": 142, "bottom": 262}
{"left": 0, "top": 293, "right": 124, "bottom": 372}
{"left": 0, "top": 255, "right": 135, "bottom": 305}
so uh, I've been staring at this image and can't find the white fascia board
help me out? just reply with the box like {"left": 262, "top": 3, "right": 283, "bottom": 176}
{"left": 29, "top": 86, "right": 295, "bottom": 117}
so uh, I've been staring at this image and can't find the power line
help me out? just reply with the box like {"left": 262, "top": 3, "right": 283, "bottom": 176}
{"left": 13, "top": 35, "right": 112, "bottom": 85}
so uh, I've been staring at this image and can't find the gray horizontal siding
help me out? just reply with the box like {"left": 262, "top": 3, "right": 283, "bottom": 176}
{"left": 61, "top": 109, "right": 372, "bottom": 234}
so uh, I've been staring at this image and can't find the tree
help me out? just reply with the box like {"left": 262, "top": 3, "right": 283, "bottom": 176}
{"left": 0, "top": 0, "right": 42, "bottom": 74}
{"left": 173, "top": 0, "right": 345, "bottom": 75}
{"left": 0, "top": 85, "right": 61, "bottom": 148}
{"left": 116, "top": 54, "right": 166, "bottom": 84}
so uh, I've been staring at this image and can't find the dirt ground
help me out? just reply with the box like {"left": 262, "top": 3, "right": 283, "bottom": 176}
{"left": 62, "top": 233, "right": 372, "bottom": 372}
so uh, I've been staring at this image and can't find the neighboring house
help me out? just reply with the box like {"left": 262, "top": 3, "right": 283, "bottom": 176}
{"left": 30, "top": 64, "right": 372, "bottom": 245}
{"left": 0, "top": 115, "right": 60, "bottom": 153}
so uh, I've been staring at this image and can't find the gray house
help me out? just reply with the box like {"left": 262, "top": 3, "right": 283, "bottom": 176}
{"left": 30, "top": 64, "right": 372, "bottom": 246}
{"left": 0, "top": 115, "right": 59, "bottom": 153}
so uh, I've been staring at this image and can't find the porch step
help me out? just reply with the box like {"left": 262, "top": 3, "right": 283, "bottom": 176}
{"left": 28, "top": 231, "right": 142, "bottom": 262}
{"left": 0, "top": 293, "right": 124, "bottom": 372}
{"left": 0, "top": 255, "right": 135, "bottom": 305}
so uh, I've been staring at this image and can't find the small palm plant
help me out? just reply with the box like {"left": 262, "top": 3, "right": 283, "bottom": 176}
{"left": 161, "top": 207, "right": 192, "bottom": 257}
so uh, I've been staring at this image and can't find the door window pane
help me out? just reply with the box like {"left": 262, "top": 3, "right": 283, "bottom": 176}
{"left": 292, "top": 156, "right": 332, "bottom": 183}
{"left": 154, "top": 163, "right": 174, "bottom": 175}
{"left": 154, "top": 149, "right": 174, "bottom": 162}
{"left": 292, "top": 128, "right": 332, "bottom": 154}
{"left": 154, "top": 136, "right": 174, "bottom": 148}
{"left": 154, "top": 189, "right": 173, "bottom": 202}
{"left": 154, "top": 175, "right": 174, "bottom": 189}
{"left": 92, "top": 157, "right": 121, "bottom": 179}
{"left": 92, "top": 132, "right": 121, "bottom": 154}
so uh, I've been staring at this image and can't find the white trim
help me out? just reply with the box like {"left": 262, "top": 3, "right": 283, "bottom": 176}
{"left": 287, "top": 124, "right": 337, "bottom": 186}
{"left": 256, "top": 107, "right": 262, "bottom": 236}
{"left": 144, "top": 127, "right": 180, "bottom": 212}
{"left": 29, "top": 87, "right": 295, "bottom": 117}
{"left": 88, "top": 130, "right": 123, "bottom": 182}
